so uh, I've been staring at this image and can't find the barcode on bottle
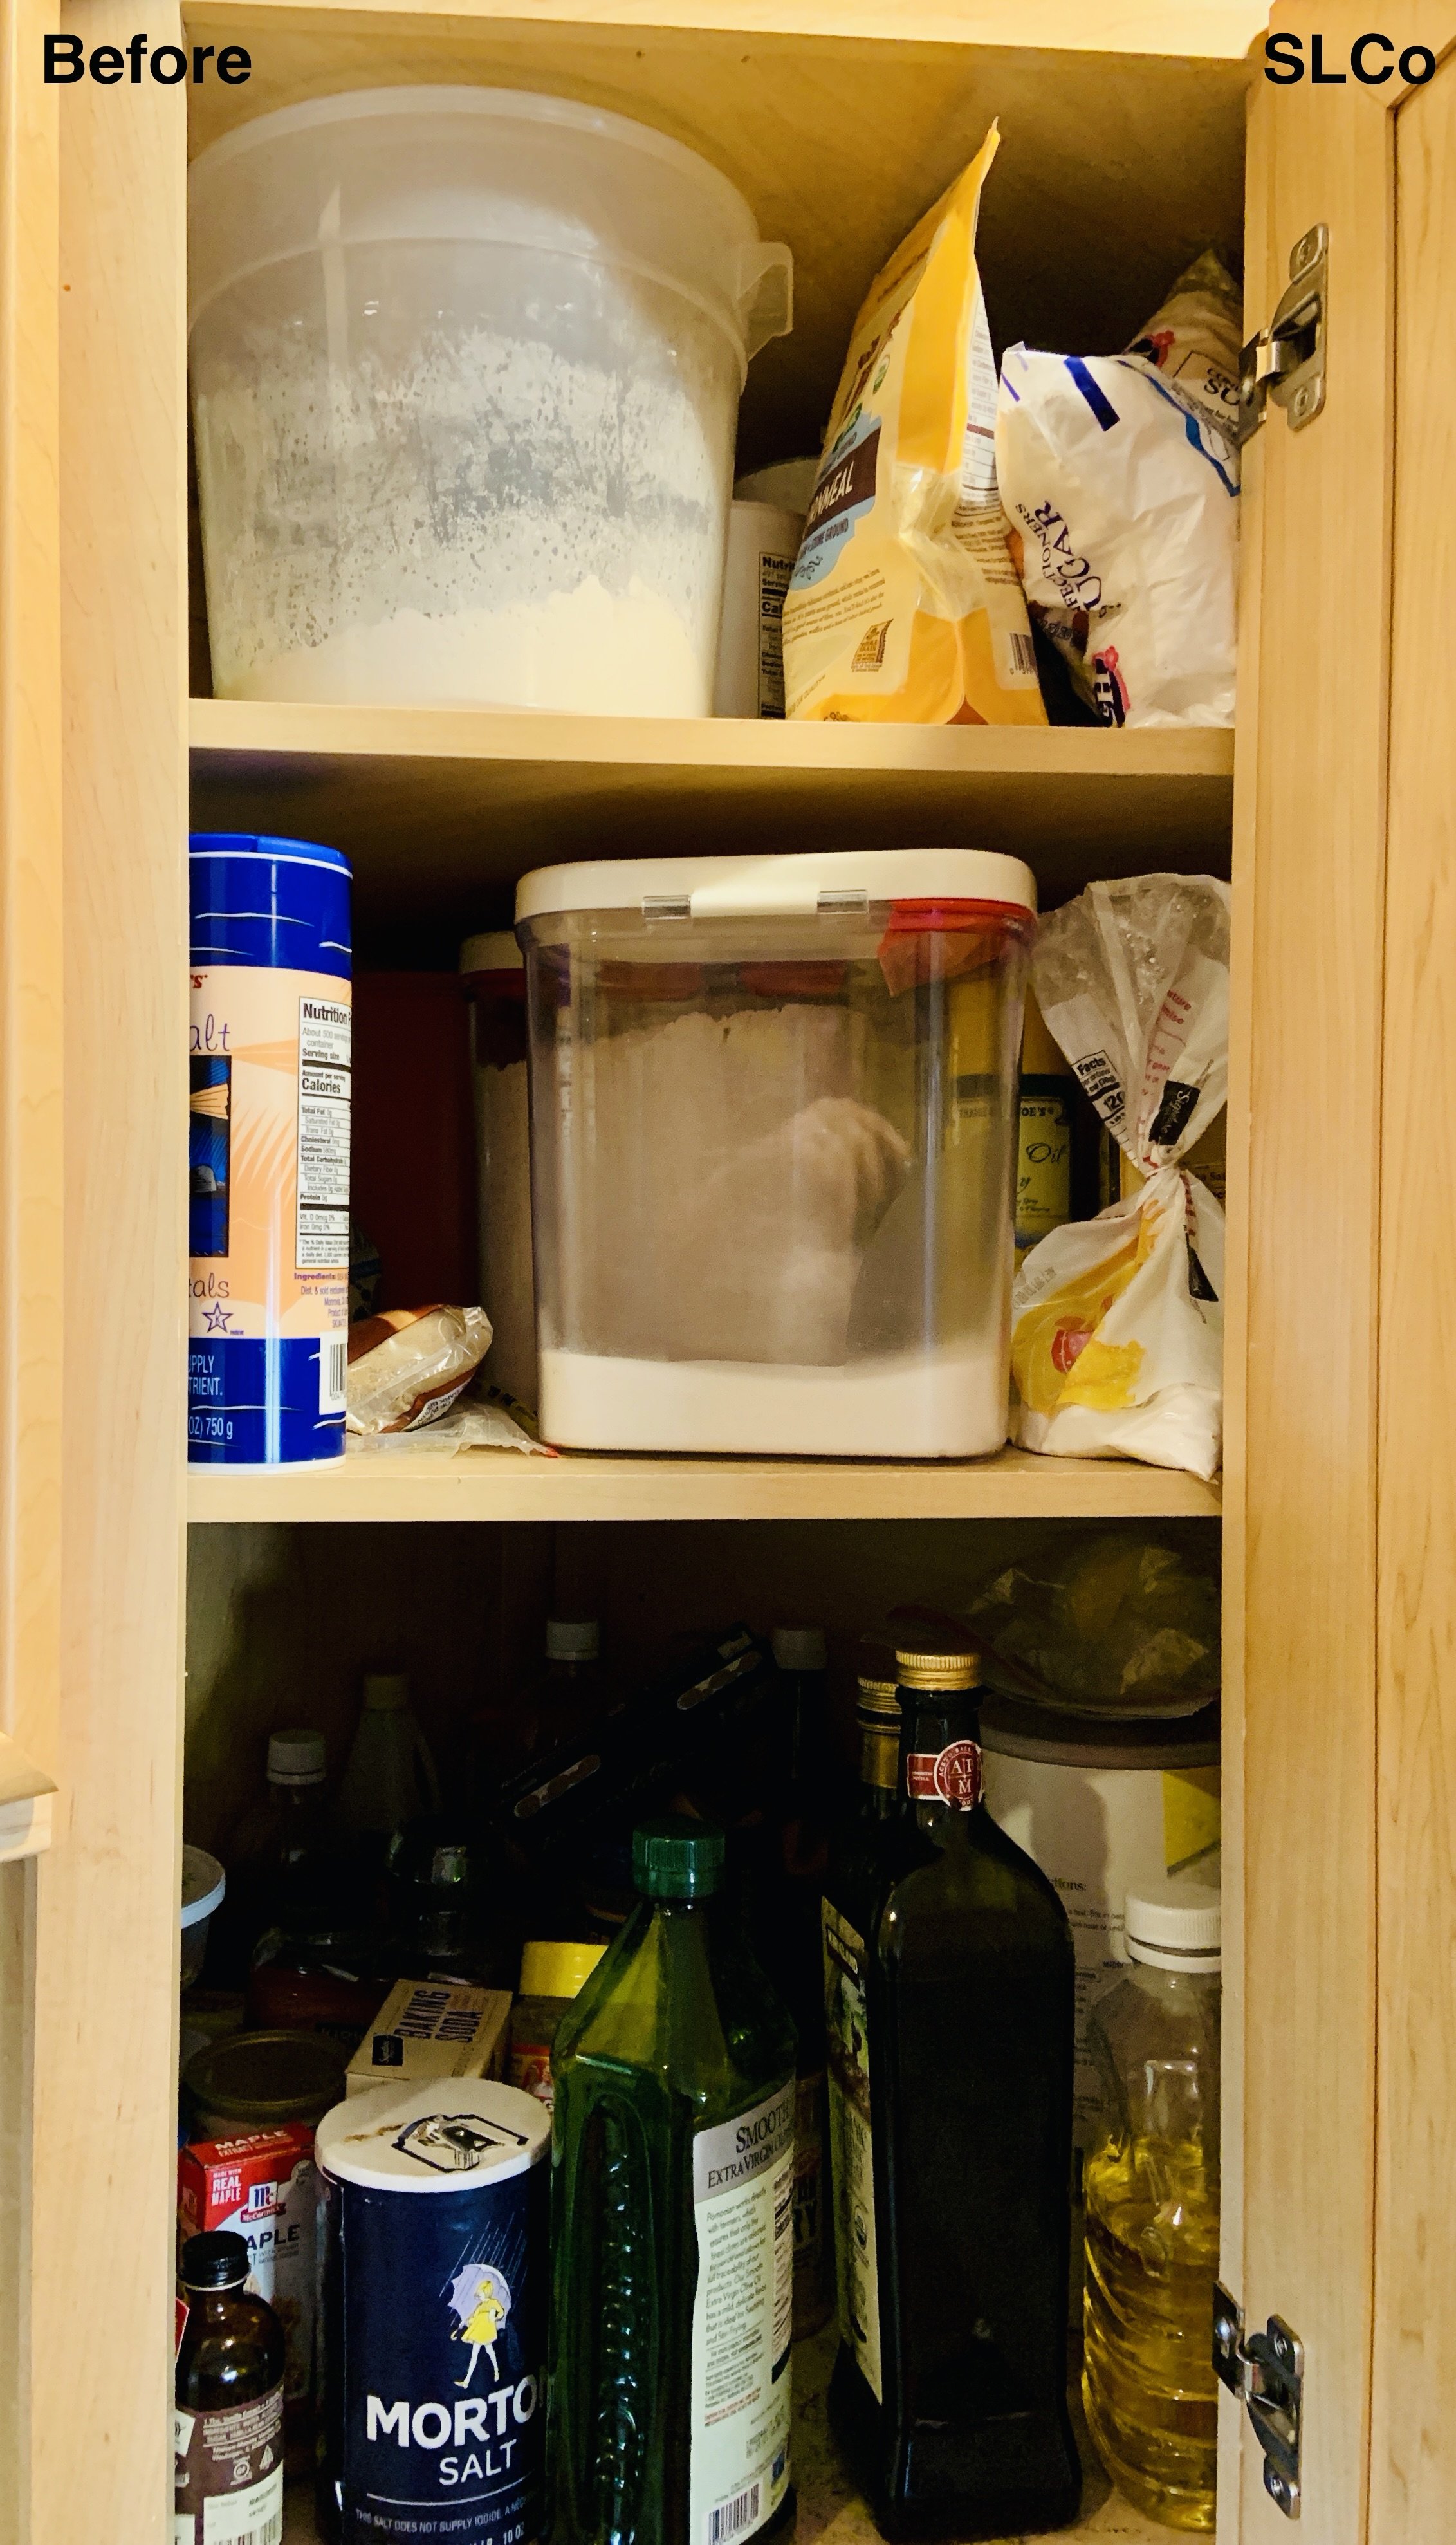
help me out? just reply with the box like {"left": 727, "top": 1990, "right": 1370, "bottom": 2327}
{"left": 708, "top": 2482, "right": 760, "bottom": 2545}
{"left": 319, "top": 1336, "right": 346, "bottom": 1414}
{"left": 1008, "top": 628, "right": 1038, "bottom": 676}
{"left": 231, "top": 2518, "right": 281, "bottom": 2545}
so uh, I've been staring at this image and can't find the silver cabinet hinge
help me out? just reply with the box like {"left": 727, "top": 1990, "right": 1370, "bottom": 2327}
{"left": 1238, "top": 225, "right": 1327, "bottom": 442}
{"left": 1213, "top": 2281, "right": 1304, "bottom": 2517}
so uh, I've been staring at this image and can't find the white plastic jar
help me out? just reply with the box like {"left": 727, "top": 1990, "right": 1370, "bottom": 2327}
{"left": 189, "top": 88, "right": 792, "bottom": 714}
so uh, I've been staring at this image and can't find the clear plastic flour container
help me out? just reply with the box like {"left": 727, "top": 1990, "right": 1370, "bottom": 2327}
{"left": 188, "top": 87, "right": 792, "bottom": 714}
{"left": 516, "top": 849, "right": 1035, "bottom": 1456}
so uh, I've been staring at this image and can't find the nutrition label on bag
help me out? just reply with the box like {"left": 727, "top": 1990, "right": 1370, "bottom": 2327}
{"left": 690, "top": 2082, "right": 795, "bottom": 2545}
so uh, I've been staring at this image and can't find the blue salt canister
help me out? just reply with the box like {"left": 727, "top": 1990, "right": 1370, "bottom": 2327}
{"left": 316, "top": 2079, "right": 549, "bottom": 2545}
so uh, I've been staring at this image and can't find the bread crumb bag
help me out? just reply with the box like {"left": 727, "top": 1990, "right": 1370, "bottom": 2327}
{"left": 1009, "top": 875, "right": 1230, "bottom": 1480}
{"left": 782, "top": 125, "right": 1045, "bottom": 726}
{"left": 995, "top": 251, "right": 1241, "bottom": 727}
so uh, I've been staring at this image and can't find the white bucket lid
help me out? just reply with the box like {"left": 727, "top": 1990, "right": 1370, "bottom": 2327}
{"left": 180, "top": 1844, "right": 226, "bottom": 1930}
{"left": 516, "top": 847, "right": 1036, "bottom": 923}
{"left": 188, "top": 86, "right": 792, "bottom": 376}
{"left": 318, "top": 2076, "right": 549, "bottom": 2190}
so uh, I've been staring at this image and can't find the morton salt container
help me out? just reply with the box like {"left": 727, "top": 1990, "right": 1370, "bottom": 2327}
{"left": 516, "top": 847, "right": 1035, "bottom": 1457}
{"left": 316, "top": 2077, "right": 549, "bottom": 2545}
{"left": 189, "top": 833, "right": 352, "bottom": 1465}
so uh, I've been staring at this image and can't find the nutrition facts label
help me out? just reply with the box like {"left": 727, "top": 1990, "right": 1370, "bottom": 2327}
{"left": 296, "top": 997, "right": 351, "bottom": 1271}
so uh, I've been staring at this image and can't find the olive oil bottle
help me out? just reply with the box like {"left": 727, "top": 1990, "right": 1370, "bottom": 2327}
{"left": 549, "top": 1817, "right": 797, "bottom": 2545}
{"left": 822, "top": 1636, "right": 1080, "bottom": 2539}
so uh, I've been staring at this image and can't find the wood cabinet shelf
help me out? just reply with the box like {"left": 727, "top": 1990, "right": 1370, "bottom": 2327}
{"left": 187, "top": 1441, "right": 1220, "bottom": 1525}
{"left": 189, "top": 699, "right": 1234, "bottom": 925}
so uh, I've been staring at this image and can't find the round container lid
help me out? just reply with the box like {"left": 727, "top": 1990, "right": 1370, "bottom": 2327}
{"left": 979, "top": 1695, "right": 1221, "bottom": 1772}
{"left": 268, "top": 1728, "right": 327, "bottom": 1785}
{"left": 546, "top": 1617, "right": 600, "bottom": 1661}
{"left": 189, "top": 87, "right": 791, "bottom": 378}
{"left": 189, "top": 833, "right": 352, "bottom": 983}
{"left": 771, "top": 1625, "right": 827, "bottom": 1672}
{"left": 362, "top": 1672, "right": 409, "bottom": 1712}
{"left": 459, "top": 931, "right": 523, "bottom": 976}
{"left": 183, "top": 2029, "right": 349, "bottom": 2125}
{"left": 180, "top": 2231, "right": 251, "bottom": 2291}
{"left": 317, "top": 2075, "right": 549, "bottom": 2191}
{"left": 181, "top": 1845, "right": 226, "bottom": 1930}
{"left": 1125, "top": 1883, "right": 1222, "bottom": 1972}
{"left": 516, "top": 847, "right": 1036, "bottom": 925}
{"left": 894, "top": 1634, "right": 981, "bottom": 1692}
{"left": 632, "top": 1815, "right": 725, "bottom": 1899}
{"left": 519, "top": 1938, "right": 607, "bottom": 2001}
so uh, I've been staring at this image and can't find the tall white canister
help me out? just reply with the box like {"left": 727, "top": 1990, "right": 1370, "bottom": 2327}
{"left": 979, "top": 1695, "right": 1220, "bottom": 2147}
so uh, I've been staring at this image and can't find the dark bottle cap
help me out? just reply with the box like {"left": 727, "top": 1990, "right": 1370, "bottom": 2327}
{"left": 632, "top": 1815, "right": 725, "bottom": 1900}
{"left": 181, "top": 2231, "right": 250, "bottom": 2291}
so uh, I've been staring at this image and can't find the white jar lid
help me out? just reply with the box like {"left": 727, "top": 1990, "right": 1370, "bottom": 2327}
{"left": 516, "top": 846, "right": 1036, "bottom": 925}
{"left": 771, "top": 1626, "right": 827, "bottom": 1671}
{"left": 1125, "top": 1883, "right": 1221, "bottom": 1973}
{"left": 318, "top": 2077, "right": 549, "bottom": 2190}
{"left": 180, "top": 1844, "right": 226, "bottom": 1930}
{"left": 268, "top": 1728, "right": 326, "bottom": 1786}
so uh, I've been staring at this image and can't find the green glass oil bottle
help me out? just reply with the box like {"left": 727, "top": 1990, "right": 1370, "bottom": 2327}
{"left": 822, "top": 1634, "right": 1081, "bottom": 2539}
{"left": 548, "top": 1817, "right": 798, "bottom": 2545}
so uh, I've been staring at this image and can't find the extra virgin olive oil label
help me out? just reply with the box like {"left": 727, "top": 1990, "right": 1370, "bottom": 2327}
{"left": 174, "top": 2382, "right": 284, "bottom": 2545}
{"left": 690, "top": 2081, "right": 795, "bottom": 2545}
{"left": 822, "top": 1902, "right": 883, "bottom": 2403}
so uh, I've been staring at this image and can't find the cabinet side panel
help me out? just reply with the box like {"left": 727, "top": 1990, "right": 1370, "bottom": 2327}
{"left": 1371, "top": 44, "right": 1456, "bottom": 2540}
{"left": 1233, "top": 15, "right": 1394, "bottom": 2541}
{"left": 35, "top": 10, "right": 188, "bottom": 2542}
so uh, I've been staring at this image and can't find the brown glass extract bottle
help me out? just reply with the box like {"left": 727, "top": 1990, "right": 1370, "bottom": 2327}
{"left": 176, "top": 2230, "right": 287, "bottom": 2545}
{"left": 821, "top": 1637, "right": 1081, "bottom": 2540}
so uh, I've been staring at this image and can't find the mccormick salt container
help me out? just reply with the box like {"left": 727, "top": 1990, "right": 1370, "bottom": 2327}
{"left": 316, "top": 2077, "right": 549, "bottom": 2545}
{"left": 189, "top": 832, "right": 352, "bottom": 1465}
{"left": 515, "top": 847, "right": 1035, "bottom": 1458}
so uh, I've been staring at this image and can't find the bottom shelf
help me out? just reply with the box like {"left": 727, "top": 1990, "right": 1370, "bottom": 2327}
{"left": 284, "top": 2324, "right": 1170, "bottom": 2545}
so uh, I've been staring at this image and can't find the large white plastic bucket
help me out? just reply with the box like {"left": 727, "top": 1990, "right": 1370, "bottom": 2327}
{"left": 188, "top": 88, "right": 793, "bottom": 713}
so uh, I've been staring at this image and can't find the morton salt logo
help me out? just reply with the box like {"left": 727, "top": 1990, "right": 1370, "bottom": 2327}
{"left": 363, "top": 2264, "right": 539, "bottom": 2491}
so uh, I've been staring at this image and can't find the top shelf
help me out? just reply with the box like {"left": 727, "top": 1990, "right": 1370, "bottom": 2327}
{"left": 189, "top": 701, "right": 1234, "bottom": 925}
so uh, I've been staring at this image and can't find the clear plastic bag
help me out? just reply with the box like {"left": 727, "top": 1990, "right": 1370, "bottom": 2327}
{"left": 966, "top": 1530, "right": 1221, "bottom": 1716}
{"left": 345, "top": 1304, "right": 493, "bottom": 1435}
{"left": 1009, "top": 875, "right": 1230, "bottom": 1479}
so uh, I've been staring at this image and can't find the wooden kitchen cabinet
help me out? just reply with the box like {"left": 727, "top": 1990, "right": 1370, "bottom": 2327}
{"left": 0, "top": 3, "right": 1450, "bottom": 2540}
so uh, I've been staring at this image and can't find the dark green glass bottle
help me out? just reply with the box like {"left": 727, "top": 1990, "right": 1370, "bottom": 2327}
{"left": 549, "top": 1817, "right": 798, "bottom": 2545}
{"left": 822, "top": 1638, "right": 1081, "bottom": 2539}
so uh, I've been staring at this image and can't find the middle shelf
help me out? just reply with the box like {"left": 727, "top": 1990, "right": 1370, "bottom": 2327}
{"left": 187, "top": 1445, "right": 1221, "bottom": 1526}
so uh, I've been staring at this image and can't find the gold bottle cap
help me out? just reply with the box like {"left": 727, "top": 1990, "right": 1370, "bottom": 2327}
{"left": 856, "top": 1672, "right": 901, "bottom": 1715}
{"left": 893, "top": 1643, "right": 981, "bottom": 1692}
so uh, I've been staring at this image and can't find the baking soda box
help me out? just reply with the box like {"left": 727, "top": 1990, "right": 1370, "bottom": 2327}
{"left": 178, "top": 2124, "right": 320, "bottom": 2405}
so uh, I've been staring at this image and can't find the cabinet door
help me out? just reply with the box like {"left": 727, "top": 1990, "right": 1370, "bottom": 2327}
{"left": 1231, "top": 13, "right": 1455, "bottom": 2542}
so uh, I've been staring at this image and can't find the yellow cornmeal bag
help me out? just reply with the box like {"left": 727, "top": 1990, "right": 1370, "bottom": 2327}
{"left": 783, "top": 125, "right": 1044, "bottom": 726}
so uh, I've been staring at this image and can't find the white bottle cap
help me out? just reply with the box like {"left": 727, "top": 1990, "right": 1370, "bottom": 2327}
{"left": 267, "top": 1728, "right": 327, "bottom": 1786}
{"left": 771, "top": 1626, "right": 827, "bottom": 1671}
{"left": 546, "top": 1618, "right": 600, "bottom": 1662}
{"left": 363, "top": 1673, "right": 409, "bottom": 1712}
{"left": 1125, "top": 1884, "right": 1221, "bottom": 1974}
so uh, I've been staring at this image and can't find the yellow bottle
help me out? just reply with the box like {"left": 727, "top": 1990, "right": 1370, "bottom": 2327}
{"left": 1082, "top": 1885, "right": 1221, "bottom": 2532}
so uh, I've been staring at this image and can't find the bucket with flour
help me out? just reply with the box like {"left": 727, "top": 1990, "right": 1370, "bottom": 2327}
{"left": 189, "top": 89, "right": 792, "bottom": 715}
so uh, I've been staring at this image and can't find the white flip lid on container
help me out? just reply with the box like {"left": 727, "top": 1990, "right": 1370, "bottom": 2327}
{"left": 1125, "top": 1883, "right": 1222, "bottom": 1974}
{"left": 460, "top": 931, "right": 524, "bottom": 976}
{"left": 318, "top": 2076, "right": 550, "bottom": 2192}
{"left": 516, "top": 847, "right": 1037, "bottom": 923}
